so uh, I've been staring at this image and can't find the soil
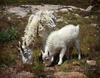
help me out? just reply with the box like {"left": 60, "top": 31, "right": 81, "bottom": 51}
{"left": 0, "top": 4, "right": 100, "bottom": 78}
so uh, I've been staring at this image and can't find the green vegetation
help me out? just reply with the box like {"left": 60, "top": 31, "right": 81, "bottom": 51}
{"left": 0, "top": 26, "right": 18, "bottom": 67}
{"left": 0, "top": 26, "right": 18, "bottom": 43}
{"left": 0, "top": 0, "right": 90, "bottom": 8}
{"left": 56, "top": 10, "right": 100, "bottom": 78}
{"left": 0, "top": 1, "right": 100, "bottom": 77}
{"left": 32, "top": 49, "right": 44, "bottom": 75}
{"left": 0, "top": 48, "right": 16, "bottom": 67}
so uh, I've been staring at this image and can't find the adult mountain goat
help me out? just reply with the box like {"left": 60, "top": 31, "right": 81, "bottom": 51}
{"left": 18, "top": 10, "right": 56, "bottom": 64}
{"left": 41, "top": 24, "right": 81, "bottom": 65}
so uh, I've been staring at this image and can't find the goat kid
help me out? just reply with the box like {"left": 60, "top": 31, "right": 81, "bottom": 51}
{"left": 41, "top": 24, "right": 81, "bottom": 65}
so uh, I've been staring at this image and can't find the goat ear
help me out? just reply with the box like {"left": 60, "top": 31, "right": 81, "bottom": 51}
{"left": 18, "top": 41, "right": 21, "bottom": 47}
{"left": 41, "top": 49, "right": 44, "bottom": 54}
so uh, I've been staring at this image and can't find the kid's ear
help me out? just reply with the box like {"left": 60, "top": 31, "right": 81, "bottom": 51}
{"left": 41, "top": 49, "right": 44, "bottom": 54}
{"left": 18, "top": 41, "right": 22, "bottom": 47}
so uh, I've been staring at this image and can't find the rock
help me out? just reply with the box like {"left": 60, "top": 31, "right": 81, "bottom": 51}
{"left": 91, "top": 23, "right": 100, "bottom": 28}
{"left": 58, "top": 5, "right": 85, "bottom": 12}
{"left": 86, "top": 60, "right": 96, "bottom": 66}
{"left": 97, "top": 24, "right": 100, "bottom": 28}
{"left": 6, "top": 5, "right": 86, "bottom": 18}
{"left": 91, "top": 23, "right": 97, "bottom": 27}
{"left": 85, "top": 5, "right": 94, "bottom": 12}
{"left": 57, "top": 17, "right": 64, "bottom": 22}
{"left": 14, "top": 71, "right": 34, "bottom": 78}
{"left": 84, "top": 16, "right": 89, "bottom": 19}
{"left": 7, "top": 16, "right": 11, "bottom": 21}
{"left": 64, "top": 21, "right": 68, "bottom": 24}
{"left": 74, "top": 14, "right": 80, "bottom": 17}
{"left": 54, "top": 71, "right": 87, "bottom": 78}
{"left": 20, "top": 5, "right": 31, "bottom": 8}
{"left": 7, "top": 7, "right": 30, "bottom": 17}
{"left": 72, "top": 61, "right": 80, "bottom": 66}
{"left": 59, "top": 8, "right": 69, "bottom": 13}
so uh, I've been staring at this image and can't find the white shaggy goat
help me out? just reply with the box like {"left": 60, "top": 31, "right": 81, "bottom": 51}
{"left": 41, "top": 24, "right": 81, "bottom": 65}
{"left": 18, "top": 10, "right": 56, "bottom": 64}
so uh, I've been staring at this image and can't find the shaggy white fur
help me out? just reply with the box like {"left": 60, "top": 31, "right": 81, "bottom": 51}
{"left": 22, "top": 10, "right": 56, "bottom": 47}
{"left": 42, "top": 24, "right": 81, "bottom": 65}
{"left": 18, "top": 10, "right": 56, "bottom": 64}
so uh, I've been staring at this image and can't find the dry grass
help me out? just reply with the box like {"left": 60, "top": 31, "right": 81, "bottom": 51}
{"left": 0, "top": 6, "right": 100, "bottom": 78}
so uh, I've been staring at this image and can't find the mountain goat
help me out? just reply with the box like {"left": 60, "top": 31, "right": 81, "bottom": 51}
{"left": 41, "top": 24, "right": 81, "bottom": 65}
{"left": 18, "top": 10, "right": 56, "bottom": 64}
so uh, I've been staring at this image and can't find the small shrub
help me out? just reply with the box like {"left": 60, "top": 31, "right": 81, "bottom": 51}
{"left": 0, "top": 26, "right": 18, "bottom": 43}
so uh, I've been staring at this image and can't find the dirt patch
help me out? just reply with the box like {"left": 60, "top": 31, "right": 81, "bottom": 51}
{"left": 54, "top": 71, "right": 87, "bottom": 78}
{"left": 0, "top": 4, "right": 100, "bottom": 78}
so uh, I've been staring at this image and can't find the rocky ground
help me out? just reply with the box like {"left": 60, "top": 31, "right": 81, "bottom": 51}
{"left": 0, "top": 4, "right": 100, "bottom": 78}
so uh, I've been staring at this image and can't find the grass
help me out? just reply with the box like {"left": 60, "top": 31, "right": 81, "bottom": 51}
{"left": 0, "top": 26, "right": 18, "bottom": 44}
{"left": 24, "top": 14, "right": 100, "bottom": 75}
{"left": 57, "top": 11, "right": 100, "bottom": 54}
{"left": 0, "top": 4, "right": 100, "bottom": 78}
{"left": 56, "top": 10, "right": 100, "bottom": 78}
{"left": 32, "top": 49, "right": 45, "bottom": 75}
{"left": 0, "top": 26, "right": 19, "bottom": 67}
{"left": 0, "top": 51, "right": 16, "bottom": 67}
{"left": 0, "top": 0, "right": 90, "bottom": 7}
{"left": 0, "top": 43, "right": 17, "bottom": 67}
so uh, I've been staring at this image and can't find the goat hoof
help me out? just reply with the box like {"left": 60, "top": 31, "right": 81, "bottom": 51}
{"left": 58, "top": 62, "right": 62, "bottom": 65}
